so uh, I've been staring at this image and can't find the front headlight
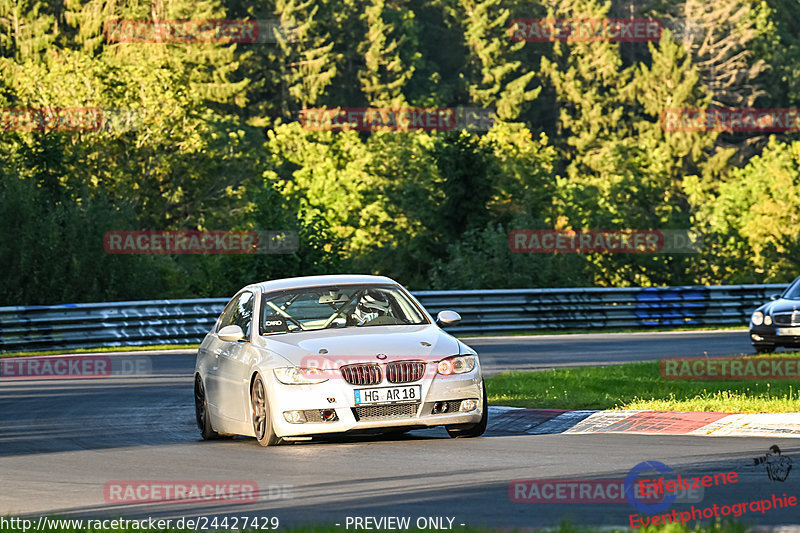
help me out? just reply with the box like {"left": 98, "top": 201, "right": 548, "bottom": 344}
{"left": 273, "top": 367, "right": 328, "bottom": 385}
{"left": 764, "top": 314, "right": 773, "bottom": 325}
{"left": 751, "top": 311, "right": 764, "bottom": 326}
{"left": 437, "top": 355, "right": 476, "bottom": 375}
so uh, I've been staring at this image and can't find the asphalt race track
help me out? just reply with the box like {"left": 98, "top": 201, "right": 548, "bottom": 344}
{"left": 466, "top": 329, "right": 756, "bottom": 374}
{"left": 2, "top": 329, "right": 799, "bottom": 530}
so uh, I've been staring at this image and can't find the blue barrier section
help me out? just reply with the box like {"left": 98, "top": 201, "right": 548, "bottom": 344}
{"left": 635, "top": 287, "right": 709, "bottom": 326}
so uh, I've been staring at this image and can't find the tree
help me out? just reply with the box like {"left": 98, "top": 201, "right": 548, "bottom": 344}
{"left": 688, "top": 138, "right": 800, "bottom": 283}
{"left": 459, "top": 0, "right": 539, "bottom": 120}
{"left": 0, "top": 0, "right": 55, "bottom": 60}
{"left": 357, "top": 0, "right": 419, "bottom": 107}
{"left": 274, "top": 0, "right": 338, "bottom": 112}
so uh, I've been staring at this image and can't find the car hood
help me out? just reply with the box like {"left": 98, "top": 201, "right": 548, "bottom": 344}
{"left": 256, "top": 325, "right": 462, "bottom": 367}
{"left": 762, "top": 298, "right": 800, "bottom": 315}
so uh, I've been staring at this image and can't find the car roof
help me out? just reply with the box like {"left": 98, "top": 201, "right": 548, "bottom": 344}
{"left": 245, "top": 274, "right": 400, "bottom": 294}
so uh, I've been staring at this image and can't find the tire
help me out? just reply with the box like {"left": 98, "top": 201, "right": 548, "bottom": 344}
{"left": 755, "top": 345, "right": 776, "bottom": 354}
{"left": 446, "top": 380, "right": 488, "bottom": 438}
{"left": 195, "top": 375, "right": 221, "bottom": 440}
{"left": 251, "top": 374, "right": 281, "bottom": 446}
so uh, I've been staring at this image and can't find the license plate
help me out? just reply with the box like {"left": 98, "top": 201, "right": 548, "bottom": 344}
{"left": 777, "top": 327, "right": 800, "bottom": 336}
{"left": 354, "top": 385, "right": 422, "bottom": 405}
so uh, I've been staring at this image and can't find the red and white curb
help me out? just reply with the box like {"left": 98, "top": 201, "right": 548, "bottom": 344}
{"left": 487, "top": 407, "right": 800, "bottom": 437}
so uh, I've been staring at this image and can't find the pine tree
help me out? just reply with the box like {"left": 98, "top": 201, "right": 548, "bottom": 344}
{"left": 275, "top": 0, "right": 338, "bottom": 113}
{"left": 539, "top": 0, "right": 712, "bottom": 286}
{"left": 0, "top": 0, "right": 55, "bottom": 60}
{"left": 357, "top": 0, "right": 418, "bottom": 107}
{"left": 672, "top": 0, "right": 769, "bottom": 109}
{"left": 459, "top": 0, "right": 539, "bottom": 120}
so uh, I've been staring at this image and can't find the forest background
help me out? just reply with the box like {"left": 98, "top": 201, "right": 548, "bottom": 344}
{"left": 2, "top": 0, "right": 799, "bottom": 304}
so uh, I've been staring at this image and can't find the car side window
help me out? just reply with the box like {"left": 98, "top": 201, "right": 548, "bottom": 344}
{"left": 217, "top": 292, "right": 255, "bottom": 339}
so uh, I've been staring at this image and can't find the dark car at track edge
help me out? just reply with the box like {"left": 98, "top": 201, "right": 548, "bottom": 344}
{"left": 750, "top": 275, "right": 800, "bottom": 353}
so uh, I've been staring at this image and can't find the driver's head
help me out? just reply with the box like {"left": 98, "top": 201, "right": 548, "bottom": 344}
{"left": 354, "top": 290, "right": 390, "bottom": 321}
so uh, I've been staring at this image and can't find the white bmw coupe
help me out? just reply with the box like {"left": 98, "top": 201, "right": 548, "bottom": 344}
{"left": 194, "top": 275, "right": 487, "bottom": 445}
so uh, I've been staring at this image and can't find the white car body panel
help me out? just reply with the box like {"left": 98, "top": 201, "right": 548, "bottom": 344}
{"left": 195, "top": 275, "right": 485, "bottom": 441}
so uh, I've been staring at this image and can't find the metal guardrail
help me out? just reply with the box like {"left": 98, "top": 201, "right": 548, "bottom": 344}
{"left": 0, "top": 284, "right": 786, "bottom": 352}
{"left": 0, "top": 299, "right": 226, "bottom": 353}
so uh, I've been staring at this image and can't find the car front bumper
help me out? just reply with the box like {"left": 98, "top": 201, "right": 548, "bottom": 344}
{"left": 265, "top": 369, "right": 484, "bottom": 438}
{"left": 750, "top": 325, "right": 800, "bottom": 347}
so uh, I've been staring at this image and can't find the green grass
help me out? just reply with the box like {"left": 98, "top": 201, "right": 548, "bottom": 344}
{"left": 0, "top": 344, "right": 199, "bottom": 358}
{"left": 0, "top": 519, "right": 757, "bottom": 533}
{"left": 486, "top": 353, "right": 800, "bottom": 413}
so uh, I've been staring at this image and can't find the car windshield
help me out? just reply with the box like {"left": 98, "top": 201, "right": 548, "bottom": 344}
{"left": 260, "top": 284, "right": 428, "bottom": 334}
{"left": 782, "top": 277, "right": 800, "bottom": 299}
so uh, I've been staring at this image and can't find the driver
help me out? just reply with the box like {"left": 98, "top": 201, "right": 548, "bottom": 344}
{"left": 353, "top": 290, "right": 391, "bottom": 325}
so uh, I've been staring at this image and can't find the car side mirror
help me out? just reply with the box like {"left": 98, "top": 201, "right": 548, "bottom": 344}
{"left": 436, "top": 310, "right": 462, "bottom": 327}
{"left": 219, "top": 324, "right": 245, "bottom": 342}
{"left": 770, "top": 294, "right": 781, "bottom": 301}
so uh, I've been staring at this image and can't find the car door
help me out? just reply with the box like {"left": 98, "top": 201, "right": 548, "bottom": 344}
{"left": 206, "top": 291, "right": 255, "bottom": 421}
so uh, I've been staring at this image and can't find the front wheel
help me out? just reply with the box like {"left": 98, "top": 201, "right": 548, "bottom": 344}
{"left": 195, "top": 375, "right": 221, "bottom": 440}
{"left": 446, "top": 380, "right": 488, "bottom": 438}
{"left": 251, "top": 374, "right": 281, "bottom": 446}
